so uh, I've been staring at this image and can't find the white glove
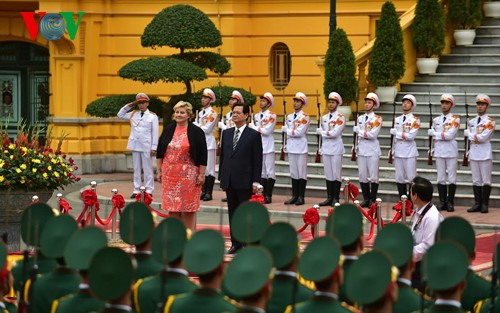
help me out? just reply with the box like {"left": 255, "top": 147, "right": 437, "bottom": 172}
{"left": 353, "top": 126, "right": 359, "bottom": 134}
{"left": 193, "top": 121, "right": 199, "bottom": 127}
{"left": 248, "top": 122, "right": 256, "bottom": 130}
{"left": 281, "top": 126, "right": 288, "bottom": 133}
{"left": 464, "top": 129, "right": 470, "bottom": 137}
{"left": 390, "top": 128, "right": 397, "bottom": 136}
{"left": 218, "top": 122, "right": 226, "bottom": 130}
{"left": 316, "top": 128, "right": 323, "bottom": 135}
{"left": 427, "top": 129, "right": 435, "bottom": 137}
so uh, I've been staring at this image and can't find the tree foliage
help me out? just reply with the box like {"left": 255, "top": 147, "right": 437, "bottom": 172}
{"left": 323, "top": 28, "right": 357, "bottom": 106}
{"left": 413, "top": 0, "right": 446, "bottom": 58}
{"left": 447, "top": 0, "right": 482, "bottom": 30}
{"left": 171, "top": 52, "right": 231, "bottom": 75}
{"left": 85, "top": 94, "right": 166, "bottom": 118}
{"left": 368, "top": 1, "right": 405, "bottom": 87}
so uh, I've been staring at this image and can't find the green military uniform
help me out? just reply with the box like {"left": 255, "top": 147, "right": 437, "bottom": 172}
{"left": 120, "top": 203, "right": 162, "bottom": 279}
{"left": 27, "top": 215, "right": 80, "bottom": 313}
{"left": 286, "top": 236, "right": 355, "bottom": 313}
{"left": 1, "top": 242, "right": 10, "bottom": 313}
{"left": 12, "top": 254, "right": 57, "bottom": 292}
{"left": 133, "top": 218, "right": 197, "bottom": 313}
{"left": 473, "top": 242, "right": 500, "bottom": 313}
{"left": 165, "top": 229, "right": 237, "bottom": 313}
{"left": 325, "top": 204, "right": 363, "bottom": 306}
{"left": 51, "top": 226, "right": 108, "bottom": 313}
{"left": 435, "top": 217, "right": 490, "bottom": 311}
{"left": 4, "top": 301, "right": 16, "bottom": 313}
{"left": 260, "top": 222, "right": 313, "bottom": 313}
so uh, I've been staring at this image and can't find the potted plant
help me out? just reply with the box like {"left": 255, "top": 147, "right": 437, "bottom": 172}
{"left": 447, "top": 0, "right": 483, "bottom": 45}
{"left": 413, "top": 0, "right": 446, "bottom": 74}
{"left": 368, "top": 1, "right": 405, "bottom": 103}
{"left": 484, "top": 0, "right": 500, "bottom": 18}
{"left": 323, "top": 28, "right": 357, "bottom": 119}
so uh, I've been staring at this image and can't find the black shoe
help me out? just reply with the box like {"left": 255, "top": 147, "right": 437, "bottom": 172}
{"left": 481, "top": 185, "right": 491, "bottom": 214}
{"left": 264, "top": 196, "right": 272, "bottom": 204}
{"left": 437, "top": 184, "right": 447, "bottom": 211}
{"left": 130, "top": 193, "right": 138, "bottom": 199}
{"left": 284, "top": 179, "right": 299, "bottom": 205}
{"left": 360, "top": 199, "right": 372, "bottom": 208}
{"left": 468, "top": 186, "right": 482, "bottom": 213}
{"left": 446, "top": 184, "right": 456, "bottom": 212}
{"left": 227, "top": 245, "right": 242, "bottom": 254}
{"left": 295, "top": 179, "right": 306, "bottom": 206}
{"left": 221, "top": 198, "right": 228, "bottom": 202}
{"left": 202, "top": 194, "right": 213, "bottom": 201}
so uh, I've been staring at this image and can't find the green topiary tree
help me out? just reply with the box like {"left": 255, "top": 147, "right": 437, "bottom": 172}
{"left": 368, "top": 1, "right": 405, "bottom": 87}
{"left": 323, "top": 28, "right": 357, "bottom": 106}
{"left": 85, "top": 95, "right": 167, "bottom": 118}
{"left": 413, "top": 0, "right": 446, "bottom": 58}
{"left": 447, "top": 0, "right": 482, "bottom": 29}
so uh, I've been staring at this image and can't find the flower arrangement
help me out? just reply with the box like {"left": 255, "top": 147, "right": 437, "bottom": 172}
{"left": 0, "top": 120, "right": 80, "bottom": 191}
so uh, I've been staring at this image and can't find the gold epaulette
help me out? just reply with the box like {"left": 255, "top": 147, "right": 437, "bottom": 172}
{"left": 341, "top": 301, "right": 361, "bottom": 313}
{"left": 414, "top": 287, "right": 434, "bottom": 302}
{"left": 223, "top": 295, "right": 240, "bottom": 306}
{"left": 149, "top": 111, "right": 157, "bottom": 116}
{"left": 297, "top": 274, "right": 316, "bottom": 290}
{"left": 163, "top": 294, "right": 181, "bottom": 313}
{"left": 188, "top": 276, "right": 200, "bottom": 286}
{"left": 132, "top": 278, "right": 144, "bottom": 313}
{"left": 476, "top": 271, "right": 492, "bottom": 282}
{"left": 338, "top": 112, "right": 344, "bottom": 117}
{"left": 415, "top": 116, "right": 420, "bottom": 120}
{"left": 50, "top": 293, "right": 74, "bottom": 313}
{"left": 473, "top": 299, "right": 486, "bottom": 313}
{"left": 269, "top": 111, "right": 275, "bottom": 115}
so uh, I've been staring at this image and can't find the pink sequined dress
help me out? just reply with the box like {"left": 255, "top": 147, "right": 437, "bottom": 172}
{"left": 161, "top": 125, "right": 201, "bottom": 212}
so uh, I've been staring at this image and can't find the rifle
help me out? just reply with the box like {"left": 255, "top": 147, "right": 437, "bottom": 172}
{"left": 280, "top": 89, "right": 286, "bottom": 161}
{"left": 351, "top": 89, "right": 359, "bottom": 162}
{"left": 315, "top": 90, "right": 321, "bottom": 163}
{"left": 17, "top": 249, "right": 29, "bottom": 313}
{"left": 216, "top": 85, "right": 223, "bottom": 157}
{"left": 427, "top": 91, "right": 433, "bottom": 166}
{"left": 388, "top": 96, "right": 397, "bottom": 164}
{"left": 489, "top": 234, "right": 498, "bottom": 313}
{"left": 462, "top": 91, "right": 470, "bottom": 167}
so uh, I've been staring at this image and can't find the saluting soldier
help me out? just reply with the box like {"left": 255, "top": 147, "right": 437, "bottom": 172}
{"left": 466, "top": 94, "right": 495, "bottom": 214}
{"left": 428, "top": 93, "right": 460, "bottom": 212}
{"left": 0, "top": 241, "right": 12, "bottom": 313}
{"left": 195, "top": 88, "right": 218, "bottom": 201}
{"left": 389, "top": 94, "right": 420, "bottom": 198}
{"left": 317, "top": 92, "right": 346, "bottom": 206}
{"left": 353, "top": 92, "right": 383, "bottom": 208}
{"left": 261, "top": 222, "right": 313, "bottom": 313}
{"left": 51, "top": 227, "right": 107, "bottom": 313}
{"left": 287, "top": 236, "right": 357, "bottom": 313}
{"left": 249, "top": 92, "right": 278, "bottom": 204}
{"left": 326, "top": 204, "right": 364, "bottom": 306}
{"left": 117, "top": 92, "right": 159, "bottom": 198}
{"left": 282, "top": 92, "right": 311, "bottom": 206}
{"left": 435, "top": 217, "right": 491, "bottom": 312}
{"left": 219, "top": 90, "right": 244, "bottom": 131}
{"left": 133, "top": 218, "right": 197, "bottom": 313}
{"left": 164, "top": 229, "right": 238, "bottom": 313}
{"left": 119, "top": 202, "right": 162, "bottom": 279}
{"left": 474, "top": 243, "right": 500, "bottom": 313}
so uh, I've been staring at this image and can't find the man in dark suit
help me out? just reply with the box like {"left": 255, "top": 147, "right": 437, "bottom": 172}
{"left": 219, "top": 102, "right": 263, "bottom": 254}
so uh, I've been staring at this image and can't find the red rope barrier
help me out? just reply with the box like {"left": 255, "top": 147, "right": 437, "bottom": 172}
{"left": 135, "top": 192, "right": 169, "bottom": 218}
{"left": 59, "top": 199, "right": 72, "bottom": 214}
{"left": 297, "top": 207, "right": 320, "bottom": 238}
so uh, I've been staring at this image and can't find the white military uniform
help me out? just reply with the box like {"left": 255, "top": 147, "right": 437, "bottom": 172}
{"left": 196, "top": 106, "right": 218, "bottom": 177}
{"left": 319, "top": 111, "right": 345, "bottom": 181}
{"left": 356, "top": 112, "right": 382, "bottom": 183}
{"left": 467, "top": 114, "right": 495, "bottom": 185}
{"left": 117, "top": 105, "right": 159, "bottom": 194}
{"left": 432, "top": 113, "right": 460, "bottom": 184}
{"left": 254, "top": 109, "right": 277, "bottom": 179}
{"left": 393, "top": 113, "right": 420, "bottom": 184}
{"left": 285, "top": 110, "right": 310, "bottom": 180}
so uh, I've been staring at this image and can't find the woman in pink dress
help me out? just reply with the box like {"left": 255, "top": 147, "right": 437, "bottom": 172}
{"left": 156, "top": 101, "right": 207, "bottom": 231}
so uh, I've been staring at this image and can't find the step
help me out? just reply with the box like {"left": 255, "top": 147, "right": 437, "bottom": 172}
{"left": 415, "top": 73, "right": 500, "bottom": 83}
{"left": 451, "top": 45, "right": 500, "bottom": 54}
{"left": 476, "top": 25, "right": 500, "bottom": 36}
{"left": 439, "top": 54, "right": 500, "bottom": 63}
{"left": 475, "top": 35, "right": 500, "bottom": 45}
{"left": 480, "top": 18, "right": 500, "bottom": 27}
{"left": 436, "top": 63, "right": 500, "bottom": 74}
{"left": 391, "top": 91, "right": 500, "bottom": 104}
{"left": 400, "top": 82, "right": 500, "bottom": 93}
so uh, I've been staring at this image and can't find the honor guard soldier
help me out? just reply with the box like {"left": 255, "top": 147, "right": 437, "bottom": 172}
{"left": 224, "top": 247, "right": 273, "bottom": 313}
{"left": 51, "top": 227, "right": 108, "bottom": 313}
{"left": 261, "top": 222, "right": 313, "bottom": 313}
{"left": 326, "top": 204, "right": 364, "bottom": 306}
{"left": 119, "top": 202, "right": 162, "bottom": 279}
{"left": 26, "top": 215, "right": 79, "bottom": 313}
{"left": 195, "top": 88, "right": 218, "bottom": 201}
{"left": 435, "top": 217, "right": 490, "bottom": 312}
{"left": 474, "top": 243, "right": 500, "bottom": 313}
{"left": 249, "top": 92, "right": 277, "bottom": 204}
{"left": 88, "top": 247, "right": 136, "bottom": 312}
{"left": 287, "top": 236, "right": 357, "bottom": 313}
{"left": 428, "top": 93, "right": 460, "bottom": 212}
{"left": 133, "top": 218, "right": 197, "bottom": 313}
{"left": 466, "top": 94, "right": 495, "bottom": 214}
{"left": 374, "top": 223, "right": 432, "bottom": 313}
{"left": 117, "top": 92, "right": 159, "bottom": 198}
{"left": 0, "top": 242, "right": 12, "bottom": 313}
{"left": 282, "top": 92, "right": 311, "bottom": 206}
{"left": 353, "top": 92, "right": 383, "bottom": 208}
{"left": 219, "top": 90, "right": 244, "bottom": 131}
{"left": 389, "top": 94, "right": 420, "bottom": 198}
{"left": 423, "top": 241, "right": 469, "bottom": 313}
{"left": 164, "top": 229, "right": 238, "bottom": 313}
{"left": 345, "top": 251, "right": 398, "bottom": 313}
{"left": 317, "top": 92, "right": 346, "bottom": 206}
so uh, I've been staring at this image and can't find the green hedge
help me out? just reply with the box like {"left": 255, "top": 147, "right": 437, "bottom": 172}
{"left": 85, "top": 94, "right": 167, "bottom": 118}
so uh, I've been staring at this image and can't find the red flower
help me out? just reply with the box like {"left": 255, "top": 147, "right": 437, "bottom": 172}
{"left": 4, "top": 162, "right": 9, "bottom": 168}
{"left": 5, "top": 182, "right": 10, "bottom": 187}
{"left": 73, "top": 166, "right": 78, "bottom": 171}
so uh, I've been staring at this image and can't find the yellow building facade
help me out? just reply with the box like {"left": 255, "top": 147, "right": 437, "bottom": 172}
{"left": 0, "top": 0, "right": 439, "bottom": 173}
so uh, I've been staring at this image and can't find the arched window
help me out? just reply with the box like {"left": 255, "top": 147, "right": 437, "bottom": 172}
{"left": 269, "top": 42, "right": 291, "bottom": 90}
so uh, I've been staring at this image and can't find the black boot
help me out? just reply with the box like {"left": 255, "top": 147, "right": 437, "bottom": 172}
{"left": 481, "top": 185, "right": 491, "bottom": 214}
{"left": 202, "top": 175, "right": 215, "bottom": 201}
{"left": 467, "top": 186, "right": 482, "bottom": 213}
{"left": 295, "top": 179, "right": 307, "bottom": 205}
{"left": 332, "top": 180, "right": 342, "bottom": 205}
{"left": 284, "top": 179, "right": 299, "bottom": 205}
{"left": 319, "top": 180, "right": 334, "bottom": 206}
{"left": 447, "top": 184, "right": 456, "bottom": 212}
{"left": 396, "top": 183, "right": 407, "bottom": 199}
{"left": 437, "top": 184, "right": 447, "bottom": 211}
{"left": 370, "top": 183, "right": 379, "bottom": 204}
{"left": 265, "top": 178, "right": 275, "bottom": 204}
{"left": 200, "top": 177, "right": 207, "bottom": 200}
{"left": 360, "top": 182, "right": 371, "bottom": 208}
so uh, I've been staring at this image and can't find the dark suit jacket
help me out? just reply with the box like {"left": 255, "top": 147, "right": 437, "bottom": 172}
{"left": 218, "top": 126, "right": 263, "bottom": 190}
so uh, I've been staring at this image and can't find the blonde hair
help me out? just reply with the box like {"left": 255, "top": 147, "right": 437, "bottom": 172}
{"left": 173, "top": 101, "right": 193, "bottom": 116}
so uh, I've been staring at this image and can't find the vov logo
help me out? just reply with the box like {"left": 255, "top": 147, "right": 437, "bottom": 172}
{"left": 20, "top": 12, "right": 85, "bottom": 41}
